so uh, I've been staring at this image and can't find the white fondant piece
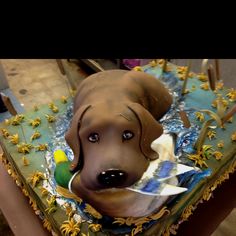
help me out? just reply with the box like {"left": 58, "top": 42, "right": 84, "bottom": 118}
{"left": 160, "top": 184, "right": 188, "bottom": 196}
{"left": 151, "top": 133, "right": 176, "bottom": 162}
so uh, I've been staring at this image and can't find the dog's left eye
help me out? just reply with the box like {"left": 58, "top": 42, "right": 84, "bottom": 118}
{"left": 88, "top": 133, "right": 99, "bottom": 143}
{"left": 122, "top": 130, "right": 134, "bottom": 141}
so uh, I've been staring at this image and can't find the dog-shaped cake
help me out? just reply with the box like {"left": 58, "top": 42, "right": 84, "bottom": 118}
{"left": 65, "top": 69, "right": 174, "bottom": 217}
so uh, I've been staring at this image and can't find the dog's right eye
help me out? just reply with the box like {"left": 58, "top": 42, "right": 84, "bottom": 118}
{"left": 88, "top": 133, "right": 99, "bottom": 143}
{"left": 122, "top": 130, "right": 134, "bottom": 141}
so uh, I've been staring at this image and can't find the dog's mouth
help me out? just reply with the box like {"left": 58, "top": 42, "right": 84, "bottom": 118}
{"left": 94, "top": 171, "right": 146, "bottom": 194}
{"left": 95, "top": 188, "right": 128, "bottom": 194}
{"left": 92, "top": 170, "right": 144, "bottom": 193}
{"left": 75, "top": 161, "right": 189, "bottom": 198}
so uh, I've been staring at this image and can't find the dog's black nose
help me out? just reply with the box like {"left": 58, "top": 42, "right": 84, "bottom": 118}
{"left": 97, "top": 169, "right": 127, "bottom": 188}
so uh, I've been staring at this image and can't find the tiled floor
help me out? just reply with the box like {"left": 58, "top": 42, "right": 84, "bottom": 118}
{"left": 0, "top": 59, "right": 235, "bottom": 236}
{"left": 1, "top": 59, "right": 88, "bottom": 111}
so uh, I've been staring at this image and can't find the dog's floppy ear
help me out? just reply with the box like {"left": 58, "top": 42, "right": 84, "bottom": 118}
{"left": 127, "top": 103, "right": 163, "bottom": 160}
{"left": 65, "top": 104, "right": 91, "bottom": 172}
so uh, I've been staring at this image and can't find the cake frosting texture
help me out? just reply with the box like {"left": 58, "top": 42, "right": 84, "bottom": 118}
{"left": 0, "top": 61, "right": 236, "bottom": 236}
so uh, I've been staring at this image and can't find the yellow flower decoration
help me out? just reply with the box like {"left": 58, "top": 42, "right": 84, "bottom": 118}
{"left": 27, "top": 171, "right": 46, "bottom": 188}
{"left": 149, "top": 207, "right": 170, "bottom": 221}
{"left": 113, "top": 207, "right": 169, "bottom": 236}
{"left": 60, "top": 218, "right": 81, "bottom": 236}
{"left": 45, "top": 114, "right": 56, "bottom": 123}
{"left": 39, "top": 187, "right": 49, "bottom": 197}
{"left": 188, "top": 72, "right": 194, "bottom": 78}
{"left": 45, "top": 195, "right": 57, "bottom": 214}
{"left": 226, "top": 88, "right": 236, "bottom": 102}
{"left": 45, "top": 206, "right": 57, "bottom": 214}
{"left": 181, "top": 205, "right": 194, "bottom": 221}
{"left": 43, "top": 218, "right": 52, "bottom": 232}
{"left": 48, "top": 102, "right": 59, "bottom": 113}
{"left": 17, "top": 143, "right": 33, "bottom": 154}
{"left": 69, "top": 89, "right": 77, "bottom": 97}
{"left": 52, "top": 106, "right": 59, "bottom": 113}
{"left": 64, "top": 203, "right": 76, "bottom": 218}
{"left": 149, "top": 60, "right": 158, "bottom": 67}
{"left": 22, "top": 188, "right": 29, "bottom": 197}
{"left": 217, "top": 141, "right": 224, "bottom": 148}
{"left": 29, "top": 117, "right": 41, "bottom": 128}
{"left": 213, "top": 151, "right": 223, "bottom": 160}
{"left": 88, "top": 224, "right": 102, "bottom": 233}
{"left": 197, "top": 73, "right": 208, "bottom": 82}
{"left": 158, "top": 59, "right": 164, "bottom": 65}
{"left": 47, "top": 195, "right": 57, "bottom": 206}
{"left": 177, "top": 66, "right": 187, "bottom": 75}
{"left": 211, "top": 97, "right": 229, "bottom": 109}
{"left": 133, "top": 66, "right": 143, "bottom": 72}
{"left": 33, "top": 203, "right": 40, "bottom": 211}
{"left": 18, "top": 114, "right": 25, "bottom": 120}
{"left": 29, "top": 198, "right": 38, "bottom": 211}
{"left": 61, "top": 96, "right": 68, "bottom": 104}
{"left": 216, "top": 82, "right": 224, "bottom": 90}
{"left": 1, "top": 128, "right": 10, "bottom": 138}
{"left": 8, "top": 133, "right": 19, "bottom": 145}
{"left": 202, "top": 144, "right": 213, "bottom": 153}
{"left": 178, "top": 74, "right": 185, "bottom": 81}
{"left": 30, "top": 130, "right": 41, "bottom": 141}
{"left": 187, "top": 153, "right": 208, "bottom": 168}
{"left": 207, "top": 130, "right": 216, "bottom": 140}
{"left": 231, "top": 132, "right": 236, "bottom": 141}
{"left": 202, "top": 187, "right": 212, "bottom": 201}
{"left": 195, "top": 112, "right": 205, "bottom": 122}
{"left": 193, "top": 145, "right": 214, "bottom": 161}
{"left": 35, "top": 144, "right": 48, "bottom": 151}
{"left": 200, "top": 82, "right": 210, "bottom": 90}
{"left": 11, "top": 114, "right": 24, "bottom": 126}
{"left": 48, "top": 102, "right": 54, "bottom": 108}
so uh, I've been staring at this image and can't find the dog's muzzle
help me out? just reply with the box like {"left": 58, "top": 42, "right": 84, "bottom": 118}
{"left": 97, "top": 169, "right": 127, "bottom": 188}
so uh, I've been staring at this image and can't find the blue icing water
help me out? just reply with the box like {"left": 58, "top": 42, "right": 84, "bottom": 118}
{"left": 175, "top": 128, "right": 200, "bottom": 155}
{"left": 179, "top": 168, "right": 212, "bottom": 192}
{"left": 161, "top": 72, "right": 179, "bottom": 88}
{"left": 162, "top": 119, "right": 185, "bottom": 133}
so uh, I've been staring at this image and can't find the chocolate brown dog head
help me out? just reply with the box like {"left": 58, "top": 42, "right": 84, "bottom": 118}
{"left": 64, "top": 69, "right": 173, "bottom": 217}
{"left": 65, "top": 101, "right": 163, "bottom": 191}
